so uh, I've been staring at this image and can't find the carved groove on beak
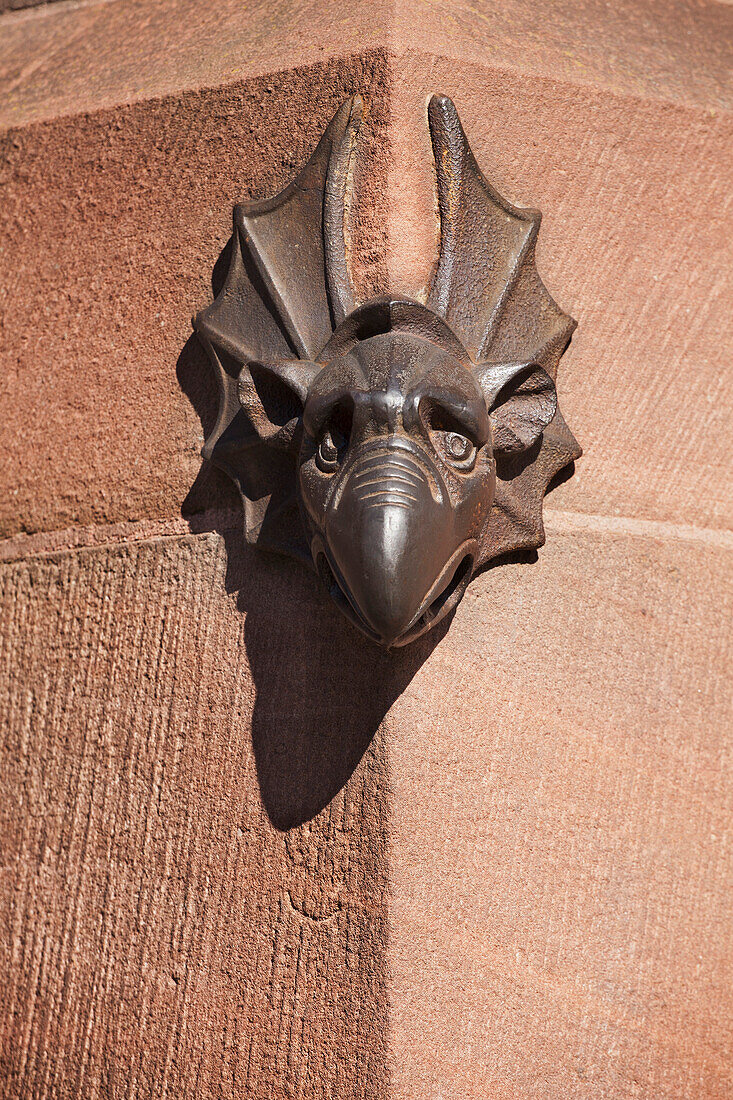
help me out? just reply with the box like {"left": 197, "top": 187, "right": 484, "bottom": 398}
{"left": 330, "top": 439, "right": 444, "bottom": 511}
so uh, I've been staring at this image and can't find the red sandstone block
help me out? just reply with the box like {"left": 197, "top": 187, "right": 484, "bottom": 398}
{"left": 387, "top": 54, "right": 733, "bottom": 531}
{"left": 0, "top": 56, "right": 391, "bottom": 538}
{"left": 394, "top": 0, "right": 732, "bottom": 111}
{"left": 0, "top": 524, "right": 729, "bottom": 1097}
{"left": 0, "top": 0, "right": 728, "bottom": 131}
{"left": 1, "top": 54, "right": 730, "bottom": 538}
{"left": 388, "top": 523, "right": 732, "bottom": 1098}
{"left": 0, "top": 533, "right": 391, "bottom": 1099}
{"left": 0, "top": 0, "right": 390, "bottom": 130}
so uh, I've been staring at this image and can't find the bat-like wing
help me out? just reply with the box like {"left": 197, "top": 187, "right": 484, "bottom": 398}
{"left": 194, "top": 96, "right": 362, "bottom": 560}
{"left": 427, "top": 95, "right": 581, "bottom": 563}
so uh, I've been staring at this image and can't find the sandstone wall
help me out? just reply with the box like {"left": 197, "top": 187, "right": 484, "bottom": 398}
{"left": 1, "top": 1, "right": 731, "bottom": 1096}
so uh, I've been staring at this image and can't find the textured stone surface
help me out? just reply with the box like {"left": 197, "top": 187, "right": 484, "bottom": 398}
{"left": 0, "top": 0, "right": 390, "bottom": 129}
{"left": 0, "top": 523, "right": 731, "bottom": 1096}
{"left": 0, "top": 0, "right": 49, "bottom": 12}
{"left": 389, "top": 521, "right": 733, "bottom": 1099}
{"left": 0, "top": 534, "right": 394, "bottom": 1098}
{"left": 0, "top": 53, "right": 391, "bottom": 539}
{"left": 0, "top": 0, "right": 729, "bottom": 130}
{"left": 394, "top": 0, "right": 732, "bottom": 111}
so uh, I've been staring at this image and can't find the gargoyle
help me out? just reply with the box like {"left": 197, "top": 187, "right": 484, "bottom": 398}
{"left": 194, "top": 95, "right": 580, "bottom": 647}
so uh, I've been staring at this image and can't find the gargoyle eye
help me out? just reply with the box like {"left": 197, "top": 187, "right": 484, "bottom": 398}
{"left": 316, "top": 426, "right": 349, "bottom": 473}
{"left": 445, "top": 432, "right": 472, "bottom": 460}
{"left": 434, "top": 430, "right": 477, "bottom": 471}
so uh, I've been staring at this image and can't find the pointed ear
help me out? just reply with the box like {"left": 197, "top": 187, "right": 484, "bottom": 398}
{"left": 473, "top": 361, "right": 557, "bottom": 454}
{"left": 237, "top": 360, "right": 321, "bottom": 449}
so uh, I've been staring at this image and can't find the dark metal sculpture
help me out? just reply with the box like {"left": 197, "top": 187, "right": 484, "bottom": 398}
{"left": 194, "top": 95, "right": 580, "bottom": 647}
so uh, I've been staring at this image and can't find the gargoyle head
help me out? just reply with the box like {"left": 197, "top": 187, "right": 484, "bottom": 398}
{"left": 194, "top": 95, "right": 580, "bottom": 647}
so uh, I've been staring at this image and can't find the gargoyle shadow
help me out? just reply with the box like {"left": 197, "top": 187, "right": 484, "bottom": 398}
{"left": 178, "top": 333, "right": 447, "bottom": 831}
{"left": 177, "top": 93, "right": 580, "bottom": 829}
{"left": 177, "top": 325, "right": 574, "bottom": 829}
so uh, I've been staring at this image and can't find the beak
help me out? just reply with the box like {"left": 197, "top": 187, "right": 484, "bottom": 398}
{"left": 316, "top": 441, "right": 474, "bottom": 647}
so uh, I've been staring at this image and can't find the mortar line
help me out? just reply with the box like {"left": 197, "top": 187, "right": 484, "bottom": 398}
{"left": 0, "top": 504, "right": 730, "bottom": 566}
{"left": 0, "top": 23, "right": 729, "bottom": 135}
{"left": 543, "top": 508, "right": 733, "bottom": 551}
